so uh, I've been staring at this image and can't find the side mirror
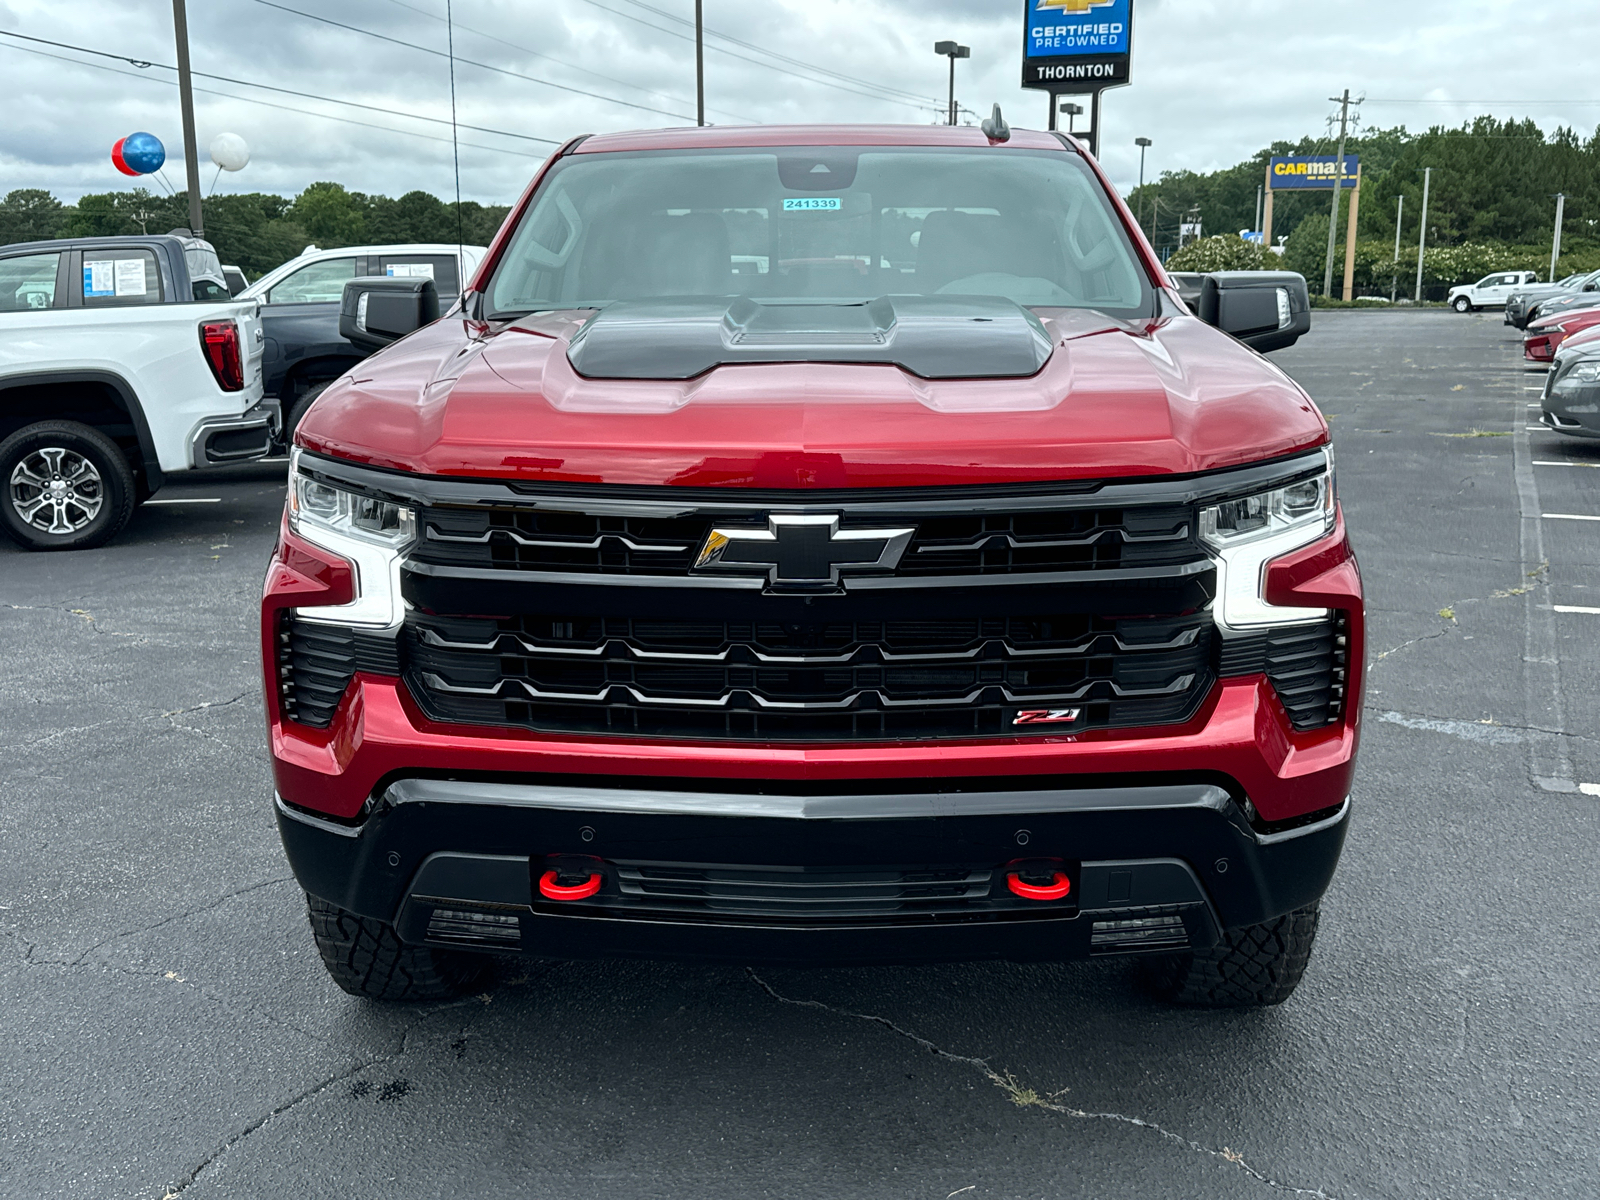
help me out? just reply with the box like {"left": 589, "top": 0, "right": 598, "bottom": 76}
{"left": 1198, "top": 270, "right": 1311, "bottom": 353}
{"left": 339, "top": 276, "right": 440, "bottom": 352}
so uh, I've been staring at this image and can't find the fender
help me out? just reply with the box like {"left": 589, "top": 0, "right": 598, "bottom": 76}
{"left": 0, "top": 368, "right": 165, "bottom": 493}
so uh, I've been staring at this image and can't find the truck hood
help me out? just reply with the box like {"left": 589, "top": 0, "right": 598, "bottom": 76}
{"left": 297, "top": 306, "right": 1327, "bottom": 488}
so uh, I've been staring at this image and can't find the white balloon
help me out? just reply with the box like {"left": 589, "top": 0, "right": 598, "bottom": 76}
{"left": 209, "top": 132, "right": 250, "bottom": 172}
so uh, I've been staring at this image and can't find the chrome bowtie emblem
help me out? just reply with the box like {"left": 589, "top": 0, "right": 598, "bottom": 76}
{"left": 694, "top": 514, "right": 915, "bottom": 588}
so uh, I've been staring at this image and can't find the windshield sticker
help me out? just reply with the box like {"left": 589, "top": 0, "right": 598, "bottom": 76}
{"left": 84, "top": 260, "right": 114, "bottom": 297}
{"left": 386, "top": 263, "right": 435, "bottom": 279}
{"left": 783, "top": 197, "right": 841, "bottom": 211}
{"left": 114, "top": 259, "right": 147, "bottom": 296}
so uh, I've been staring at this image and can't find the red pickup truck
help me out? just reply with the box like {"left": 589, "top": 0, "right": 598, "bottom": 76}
{"left": 262, "top": 123, "right": 1359, "bottom": 1009}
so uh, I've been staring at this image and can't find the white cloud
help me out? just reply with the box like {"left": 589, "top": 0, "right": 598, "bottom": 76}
{"left": 1, "top": 0, "right": 1596, "bottom": 205}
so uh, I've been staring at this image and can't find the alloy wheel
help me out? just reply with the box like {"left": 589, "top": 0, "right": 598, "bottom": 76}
{"left": 9, "top": 447, "right": 105, "bottom": 535}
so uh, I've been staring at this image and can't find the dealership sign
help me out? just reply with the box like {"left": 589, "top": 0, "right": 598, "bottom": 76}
{"left": 1022, "top": 0, "right": 1133, "bottom": 90}
{"left": 1268, "top": 155, "right": 1360, "bottom": 189}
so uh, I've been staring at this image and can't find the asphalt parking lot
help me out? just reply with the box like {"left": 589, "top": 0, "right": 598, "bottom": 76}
{"left": 4, "top": 309, "right": 1598, "bottom": 1199}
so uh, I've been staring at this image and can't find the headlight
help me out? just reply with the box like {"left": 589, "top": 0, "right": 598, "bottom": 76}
{"left": 1553, "top": 360, "right": 1600, "bottom": 393}
{"left": 1200, "top": 447, "right": 1336, "bottom": 629}
{"left": 287, "top": 447, "right": 414, "bottom": 626}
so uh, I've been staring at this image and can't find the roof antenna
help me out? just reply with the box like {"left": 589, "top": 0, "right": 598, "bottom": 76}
{"left": 981, "top": 104, "right": 1010, "bottom": 142}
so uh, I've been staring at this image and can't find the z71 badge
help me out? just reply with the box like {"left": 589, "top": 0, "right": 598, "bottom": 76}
{"left": 1011, "top": 708, "right": 1083, "bottom": 726}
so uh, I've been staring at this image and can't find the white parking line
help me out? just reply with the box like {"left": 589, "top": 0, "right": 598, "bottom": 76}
{"left": 1543, "top": 513, "right": 1600, "bottom": 521}
{"left": 1528, "top": 425, "right": 1553, "bottom": 431}
{"left": 144, "top": 497, "right": 222, "bottom": 505}
{"left": 1582, "top": 783, "right": 1600, "bottom": 797}
{"left": 1535, "top": 460, "right": 1600, "bottom": 467}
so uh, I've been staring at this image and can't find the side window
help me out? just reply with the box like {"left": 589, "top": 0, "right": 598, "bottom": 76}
{"left": 377, "top": 255, "right": 460, "bottom": 298}
{"left": 81, "top": 249, "right": 162, "bottom": 306}
{"left": 266, "top": 257, "right": 357, "bottom": 303}
{"left": 0, "top": 252, "right": 61, "bottom": 312}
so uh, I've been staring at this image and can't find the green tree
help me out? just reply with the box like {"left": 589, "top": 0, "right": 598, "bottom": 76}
{"left": 0, "top": 189, "right": 68, "bottom": 244}
{"left": 289, "top": 182, "right": 368, "bottom": 246}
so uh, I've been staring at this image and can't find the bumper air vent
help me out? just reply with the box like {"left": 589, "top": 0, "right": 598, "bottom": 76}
{"left": 1217, "top": 612, "right": 1347, "bottom": 731}
{"left": 276, "top": 614, "right": 402, "bottom": 728}
{"left": 1089, "top": 910, "right": 1192, "bottom": 955}
{"left": 423, "top": 907, "right": 523, "bottom": 948}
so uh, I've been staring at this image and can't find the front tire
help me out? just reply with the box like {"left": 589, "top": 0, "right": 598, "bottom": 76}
{"left": 0, "top": 420, "right": 136, "bottom": 551}
{"left": 283, "top": 380, "right": 332, "bottom": 447}
{"left": 306, "top": 893, "right": 493, "bottom": 1001}
{"left": 1141, "top": 903, "right": 1320, "bottom": 1007}
{"left": 1452, "top": 296, "right": 1472, "bottom": 313}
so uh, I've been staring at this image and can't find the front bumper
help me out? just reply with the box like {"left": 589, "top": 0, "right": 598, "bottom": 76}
{"left": 276, "top": 778, "right": 1349, "bottom": 964}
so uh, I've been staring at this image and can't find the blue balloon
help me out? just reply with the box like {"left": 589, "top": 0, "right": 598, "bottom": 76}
{"left": 121, "top": 131, "right": 166, "bottom": 175}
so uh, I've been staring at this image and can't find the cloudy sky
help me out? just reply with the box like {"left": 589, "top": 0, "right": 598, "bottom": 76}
{"left": 2, "top": 0, "right": 1596, "bottom": 206}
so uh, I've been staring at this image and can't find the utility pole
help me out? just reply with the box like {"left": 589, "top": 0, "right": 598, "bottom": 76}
{"left": 934, "top": 42, "right": 969, "bottom": 127}
{"left": 1390, "top": 193, "right": 1404, "bottom": 303}
{"left": 1135, "top": 137, "right": 1152, "bottom": 237}
{"left": 171, "top": 0, "right": 204, "bottom": 237}
{"left": 1414, "top": 166, "right": 1431, "bottom": 304}
{"left": 1323, "top": 89, "right": 1359, "bottom": 298}
{"left": 1550, "top": 193, "right": 1566, "bottom": 283}
{"left": 694, "top": 0, "right": 704, "bottom": 126}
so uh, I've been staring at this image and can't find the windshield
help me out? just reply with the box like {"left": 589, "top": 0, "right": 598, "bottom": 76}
{"left": 487, "top": 146, "right": 1152, "bottom": 318}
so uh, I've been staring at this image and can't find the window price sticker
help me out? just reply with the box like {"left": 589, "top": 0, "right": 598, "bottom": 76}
{"left": 386, "top": 263, "right": 435, "bottom": 278}
{"left": 83, "top": 259, "right": 148, "bottom": 297}
{"left": 783, "top": 197, "right": 841, "bottom": 211}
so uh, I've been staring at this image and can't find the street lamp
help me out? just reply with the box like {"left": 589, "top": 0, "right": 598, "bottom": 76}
{"left": 1135, "top": 137, "right": 1152, "bottom": 236}
{"left": 1059, "top": 101, "right": 1084, "bottom": 135}
{"left": 934, "top": 41, "right": 969, "bottom": 126}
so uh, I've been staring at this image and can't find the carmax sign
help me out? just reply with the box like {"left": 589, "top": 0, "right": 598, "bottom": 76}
{"left": 1269, "top": 155, "right": 1359, "bottom": 189}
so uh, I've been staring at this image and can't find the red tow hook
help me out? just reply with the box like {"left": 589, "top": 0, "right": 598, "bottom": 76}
{"left": 1006, "top": 863, "right": 1072, "bottom": 901}
{"left": 538, "top": 856, "right": 604, "bottom": 901}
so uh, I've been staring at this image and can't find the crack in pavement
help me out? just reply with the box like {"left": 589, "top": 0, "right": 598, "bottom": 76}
{"left": 8, "top": 875, "right": 298, "bottom": 970}
{"left": 158, "top": 995, "right": 491, "bottom": 1197}
{"left": 746, "top": 970, "right": 1344, "bottom": 1199}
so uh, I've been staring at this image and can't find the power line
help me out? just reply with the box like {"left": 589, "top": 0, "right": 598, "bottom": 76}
{"left": 0, "top": 37, "right": 546, "bottom": 159}
{"left": 374, "top": 0, "right": 757, "bottom": 123}
{"left": 606, "top": 0, "right": 939, "bottom": 107}
{"left": 251, "top": 0, "right": 696, "bottom": 121}
{"left": 0, "top": 29, "right": 559, "bottom": 146}
{"left": 569, "top": 0, "right": 944, "bottom": 113}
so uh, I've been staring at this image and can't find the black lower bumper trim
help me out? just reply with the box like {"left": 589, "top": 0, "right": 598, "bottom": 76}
{"left": 275, "top": 778, "right": 1347, "bottom": 966}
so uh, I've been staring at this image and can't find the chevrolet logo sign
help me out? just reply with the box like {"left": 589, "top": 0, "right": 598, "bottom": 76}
{"left": 693, "top": 514, "right": 915, "bottom": 588}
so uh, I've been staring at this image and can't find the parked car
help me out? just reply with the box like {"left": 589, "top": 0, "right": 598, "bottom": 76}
{"left": 0, "top": 232, "right": 267, "bottom": 549}
{"left": 1524, "top": 307, "right": 1600, "bottom": 363}
{"left": 265, "top": 123, "right": 1356, "bottom": 1011}
{"left": 222, "top": 264, "right": 248, "bottom": 296}
{"left": 1541, "top": 324, "right": 1600, "bottom": 438}
{"left": 1447, "top": 270, "right": 1538, "bottom": 313}
{"left": 1526, "top": 282, "right": 1600, "bottom": 327}
{"left": 1506, "top": 270, "right": 1600, "bottom": 328}
{"left": 238, "top": 243, "right": 487, "bottom": 443}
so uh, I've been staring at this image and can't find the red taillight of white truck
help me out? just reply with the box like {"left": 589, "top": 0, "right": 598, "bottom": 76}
{"left": 199, "top": 320, "right": 244, "bottom": 391}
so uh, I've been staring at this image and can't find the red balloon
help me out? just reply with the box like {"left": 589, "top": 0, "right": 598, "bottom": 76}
{"left": 111, "top": 137, "right": 139, "bottom": 176}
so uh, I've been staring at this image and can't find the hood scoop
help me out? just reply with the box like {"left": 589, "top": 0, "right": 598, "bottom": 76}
{"left": 564, "top": 295, "right": 1055, "bottom": 381}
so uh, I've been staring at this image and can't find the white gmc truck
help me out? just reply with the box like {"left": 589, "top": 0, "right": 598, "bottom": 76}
{"left": 0, "top": 232, "right": 270, "bottom": 550}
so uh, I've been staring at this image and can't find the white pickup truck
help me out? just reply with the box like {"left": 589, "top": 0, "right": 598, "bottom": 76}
{"left": 1448, "top": 270, "right": 1540, "bottom": 313}
{"left": 0, "top": 232, "right": 270, "bottom": 550}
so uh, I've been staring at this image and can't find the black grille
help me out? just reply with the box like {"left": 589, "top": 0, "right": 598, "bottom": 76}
{"left": 276, "top": 615, "right": 401, "bottom": 728}
{"left": 1217, "top": 613, "right": 1348, "bottom": 731}
{"left": 411, "top": 502, "right": 1196, "bottom": 578}
{"left": 404, "top": 609, "right": 1214, "bottom": 741}
{"left": 533, "top": 860, "right": 1074, "bottom": 927}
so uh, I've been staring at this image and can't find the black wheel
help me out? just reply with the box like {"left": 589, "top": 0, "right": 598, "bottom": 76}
{"left": 306, "top": 893, "right": 493, "bottom": 1001}
{"left": 1452, "top": 296, "right": 1472, "bottom": 313}
{"left": 1141, "top": 902, "right": 1320, "bottom": 1008}
{"left": 284, "top": 380, "right": 333, "bottom": 446}
{"left": 0, "top": 420, "right": 136, "bottom": 551}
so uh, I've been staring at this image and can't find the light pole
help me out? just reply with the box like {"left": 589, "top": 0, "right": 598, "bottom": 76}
{"left": 694, "top": 0, "right": 704, "bottom": 127}
{"left": 1135, "top": 137, "right": 1152, "bottom": 237}
{"left": 171, "top": 0, "right": 204, "bottom": 237}
{"left": 1060, "top": 101, "right": 1084, "bottom": 136}
{"left": 934, "top": 41, "right": 969, "bottom": 127}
